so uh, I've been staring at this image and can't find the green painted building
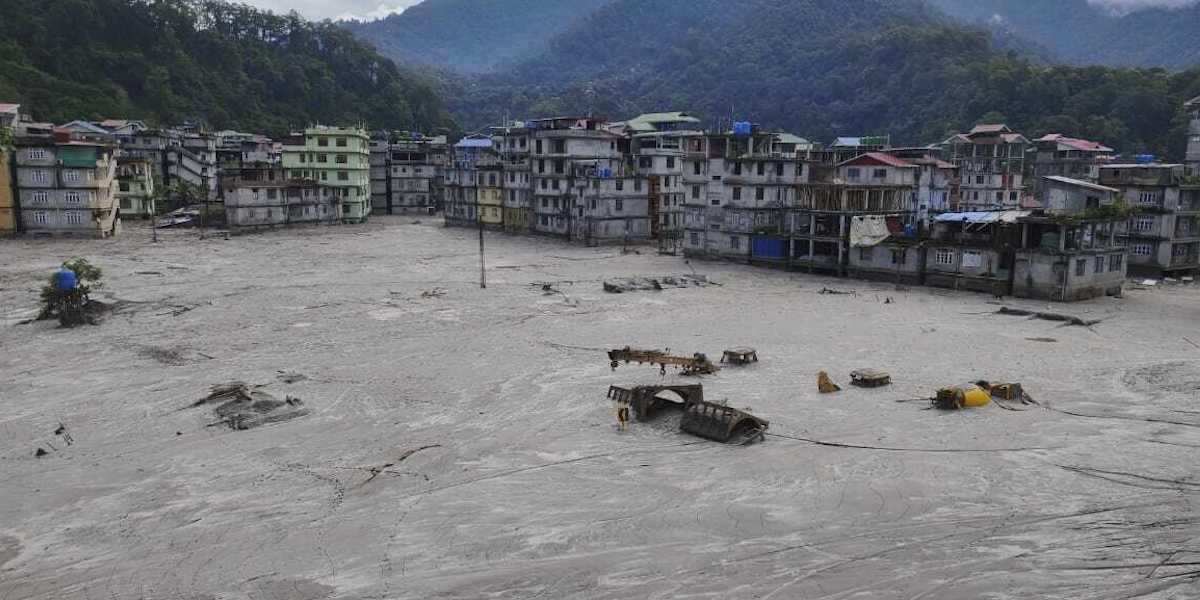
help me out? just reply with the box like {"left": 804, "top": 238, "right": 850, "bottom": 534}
{"left": 281, "top": 126, "right": 371, "bottom": 223}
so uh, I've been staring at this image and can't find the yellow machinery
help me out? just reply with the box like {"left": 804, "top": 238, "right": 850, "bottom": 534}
{"left": 933, "top": 384, "right": 992, "bottom": 410}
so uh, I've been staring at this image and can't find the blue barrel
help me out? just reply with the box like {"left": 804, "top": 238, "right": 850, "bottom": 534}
{"left": 54, "top": 268, "right": 77, "bottom": 292}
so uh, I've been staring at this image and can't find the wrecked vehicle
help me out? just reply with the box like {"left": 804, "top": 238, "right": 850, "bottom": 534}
{"left": 607, "top": 347, "right": 719, "bottom": 376}
{"left": 607, "top": 384, "right": 767, "bottom": 444}
{"left": 721, "top": 348, "right": 759, "bottom": 365}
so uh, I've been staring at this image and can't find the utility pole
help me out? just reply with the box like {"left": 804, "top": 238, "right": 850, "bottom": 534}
{"left": 478, "top": 214, "right": 487, "bottom": 289}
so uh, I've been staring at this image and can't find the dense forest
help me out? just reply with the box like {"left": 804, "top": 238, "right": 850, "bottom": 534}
{"left": 424, "top": 0, "right": 1200, "bottom": 158}
{"left": 926, "top": 0, "right": 1200, "bottom": 70}
{"left": 0, "top": 0, "right": 455, "bottom": 135}
{"left": 343, "top": 0, "right": 614, "bottom": 74}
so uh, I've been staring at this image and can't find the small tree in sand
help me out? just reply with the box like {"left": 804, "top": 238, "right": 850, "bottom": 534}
{"left": 39, "top": 258, "right": 104, "bottom": 326}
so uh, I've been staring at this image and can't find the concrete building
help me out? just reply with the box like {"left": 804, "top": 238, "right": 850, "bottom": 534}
{"left": 120, "top": 128, "right": 218, "bottom": 200}
{"left": 281, "top": 126, "right": 371, "bottom": 224}
{"left": 215, "top": 130, "right": 275, "bottom": 180}
{"left": 1099, "top": 163, "right": 1200, "bottom": 276}
{"left": 370, "top": 132, "right": 445, "bottom": 214}
{"left": 223, "top": 166, "right": 340, "bottom": 232}
{"left": 443, "top": 136, "right": 493, "bottom": 227}
{"left": 941, "top": 124, "right": 1029, "bottom": 210}
{"left": 0, "top": 103, "right": 19, "bottom": 130}
{"left": 684, "top": 129, "right": 810, "bottom": 261}
{"left": 528, "top": 117, "right": 646, "bottom": 242}
{"left": 477, "top": 159, "right": 504, "bottom": 230}
{"left": 1032, "top": 134, "right": 1114, "bottom": 185}
{"left": 888, "top": 147, "right": 959, "bottom": 219}
{"left": 784, "top": 152, "right": 916, "bottom": 273}
{"left": 116, "top": 156, "right": 157, "bottom": 218}
{"left": 1186, "top": 96, "right": 1200, "bottom": 175}
{"left": 0, "top": 147, "right": 14, "bottom": 236}
{"left": 14, "top": 130, "right": 120, "bottom": 237}
{"left": 492, "top": 123, "right": 533, "bottom": 234}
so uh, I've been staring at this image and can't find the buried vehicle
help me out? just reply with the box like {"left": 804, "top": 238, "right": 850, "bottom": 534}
{"left": 607, "top": 347, "right": 719, "bottom": 376}
{"left": 931, "top": 381, "right": 1033, "bottom": 410}
{"left": 721, "top": 347, "right": 759, "bottom": 366}
{"left": 607, "top": 384, "right": 767, "bottom": 444}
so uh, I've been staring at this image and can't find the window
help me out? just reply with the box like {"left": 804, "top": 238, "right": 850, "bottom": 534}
{"left": 1138, "top": 191, "right": 1159, "bottom": 205}
{"left": 975, "top": 175, "right": 984, "bottom": 185}
{"left": 65, "top": 191, "right": 81, "bottom": 204}
{"left": 776, "top": 163, "right": 784, "bottom": 176}
{"left": 1109, "top": 254, "right": 1124, "bottom": 272}
{"left": 616, "top": 180, "right": 624, "bottom": 191}
{"left": 32, "top": 170, "right": 48, "bottom": 184}
{"left": 873, "top": 169, "right": 887, "bottom": 179}
{"left": 553, "top": 140, "right": 565, "bottom": 154}
{"left": 540, "top": 179, "right": 547, "bottom": 190}
{"left": 934, "top": 248, "right": 954, "bottom": 265}
{"left": 336, "top": 138, "right": 347, "bottom": 147}
{"left": 847, "top": 168, "right": 861, "bottom": 180}
{"left": 755, "top": 187, "right": 764, "bottom": 201}
{"left": 757, "top": 162, "right": 765, "bottom": 176}
{"left": 691, "top": 232, "right": 700, "bottom": 246}
{"left": 299, "top": 154, "right": 307, "bottom": 163}
{"left": 730, "top": 236, "right": 741, "bottom": 250}
{"left": 63, "top": 170, "right": 80, "bottom": 183}
{"left": 711, "top": 196, "right": 720, "bottom": 206}
{"left": 119, "top": 181, "right": 131, "bottom": 192}
{"left": 1095, "top": 256, "right": 1106, "bottom": 274}
{"left": 693, "top": 162, "right": 702, "bottom": 175}
{"left": 32, "top": 191, "right": 48, "bottom": 204}
{"left": 615, "top": 199, "right": 623, "bottom": 212}
{"left": 541, "top": 198, "right": 548, "bottom": 208}
{"left": 318, "top": 137, "right": 329, "bottom": 147}
{"left": 551, "top": 179, "right": 560, "bottom": 190}
{"left": 666, "top": 157, "right": 675, "bottom": 169}
{"left": 535, "top": 140, "right": 543, "bottom": 154}
{"left": 590, "top": 199, "right": 597, "bottom": 210}
{"left": 337, "top": 171, "right": 349, "bottom": 181}
{"left": 32, "top": 211, "right": 49, "bottom": 225}
{"left": 859, "top": 247, "right": 873, "bottom": 261}
{"left": 539, "top": 215, "right": 548, "bottom": 226}
{"left": 1133, "top": 244, "right": 1153, "bottom": 256}
{"left": 639, "top": 157, "right": 652, "bottom": 169}
{"left": 1009, "top": 191, "right": 1018, "bottom": 202}
{"left": 732, "top": 187, "right": 742, "bottom": 201}
{"left": 1075, "top": 259, "right": 1087, "bottom": 276}
{"left": 1134, "top": 217, "right": 1155, "bottom": 232}
{"left": 634, "top": 179, "right": 642, "bottom": 192}
{"left": 267, "top": 188, "right": 278, "bottom": 200}
{"left": 692, "top": 185, "right": 701, "bottom": 200}
{"left": 336, "top": 155, "right": 348, "bottom": 164}
{"left": 891, "top": 250, "right": 904, "bottom": 265}
{"left": 318, "top": 154, "right": 328, "bottom": 163}
{"left": 27, "top": 149, "right": 47, "bottom": 160}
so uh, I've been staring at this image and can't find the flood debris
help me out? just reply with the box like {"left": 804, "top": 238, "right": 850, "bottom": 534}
{"left": 850, "top": 369, "right": 891, "bottom": 388}
{"left": 607, "top": 384, "right": 767, "bottom": 444}
{"left": 607, "top": 347, "right": 718, "bottom": 376}
{"left": 191, "top": 382, "right": 309, "bottom": 431}
{"left": 819, "top": 287, "right": 856, "bottom": 296}
{"left": 928, "top": 381, "right": 1036, "bottom": 410}
{"left": 997, "top": 306, "right": 1101, "bottom": 327}
{"left": 602, "top": 274, "right": 710, "bottom": 294}
{"left": 420, "top": 288, "right": 447, "bottom": 299}
{"left": 817, "top": 371, "right": 842, "bottom": 393}
{"left": 721, "top": 348, "right": 759, "bottom": 365}
{"left": 34, "top": 448, "right": 48, "bottom": 458}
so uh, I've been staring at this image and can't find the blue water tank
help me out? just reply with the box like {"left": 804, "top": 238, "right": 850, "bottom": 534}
{"left": 733, "top": 121, "right": 752, "bottom": 136}
{"left": 54, "top": 268, "right": 77, "bottom": 292}
{"left": 904, "top": 224, "right": 917, "bottom": 238}
{"left": 1136, "top": 154, "right": 1156, "bottom": 164}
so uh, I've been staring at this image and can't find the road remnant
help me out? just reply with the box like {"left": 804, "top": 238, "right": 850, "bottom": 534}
{"left": 606, "top": 384, "right": 767, "bottom": 444}
{"left": 607, "top": 347, "right": 718, "bottom": 376}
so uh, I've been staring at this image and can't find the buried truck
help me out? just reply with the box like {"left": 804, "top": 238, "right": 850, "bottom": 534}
{"left": 607, "top": 384, "right": 768, "bottom": 444}
{"left": 607, "top": 347, "right": 719, "bottom": 376}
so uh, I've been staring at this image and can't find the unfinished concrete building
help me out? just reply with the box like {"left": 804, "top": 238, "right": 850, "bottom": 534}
{"left": 116, "top": 156, "right": 156, "bottom": 218}
{"left": 492, "top": 123, "right": 533, "bottom": 234}
{"left": 443, "top": 136, "right": 492, "bottom": 227}
{"left": 371, "top": 132, "right": 446, "bottom": 214}
{"left": 1032, "top": 134, "right": 1114, "bottom": 186}
{"left": 941, "top": 124, "right": 1030, "bottom": 210}
{"left": 1186, "top": 96, "right": 1200, "bottom": 176}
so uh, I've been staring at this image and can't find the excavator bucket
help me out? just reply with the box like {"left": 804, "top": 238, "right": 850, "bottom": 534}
{"left": 818, "top": 371, "right": 842, "bottom": 394}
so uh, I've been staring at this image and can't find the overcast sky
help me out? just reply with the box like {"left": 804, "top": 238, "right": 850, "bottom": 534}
{"left": 240, "top": 0, "right": 1198, "bottom": 22}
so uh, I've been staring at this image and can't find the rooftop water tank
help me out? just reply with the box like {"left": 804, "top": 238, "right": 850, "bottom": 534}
{"left": 1136, "top": 154, "right": 1156, "bottom": 164}
{"left": 733, "top": 121, "right": 752, "bottom": 136}
{"left": 53, "top": 267, "right": 77, "bottom": 292}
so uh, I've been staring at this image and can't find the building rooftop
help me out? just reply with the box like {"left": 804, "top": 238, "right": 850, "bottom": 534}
{"left": 0, "top": 103, "right": 19, "bottom": 114}
{"left": 774, "top": 133, "right": 812, "bottom": 146}
{"left": 839, "top": 152, "right": 915, "bottom": 169}
{"left": 1042, "top": 175, "right": 1120, "bottom": 193}
{"left": 1037, "top": 134, "right": 1114, "bottom": 153}
{"left": 1101, "top": 163, "right": 1185, "bottom": 169}
{"left": 934, "top": 210, "right": 1031, "bottom": 224}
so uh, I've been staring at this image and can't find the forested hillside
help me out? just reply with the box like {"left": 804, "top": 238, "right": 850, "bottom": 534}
{"left": 343, "top": 0, "right": 614, "bottom": 74}
{"left": 436, "top": 0, "right": 1200, "bottom": 158}
{"left": 0, "top": 0, "right": 455, "bottom": 135}
{"left": 926, "top": 0, "right": 1200, "bottom": 70}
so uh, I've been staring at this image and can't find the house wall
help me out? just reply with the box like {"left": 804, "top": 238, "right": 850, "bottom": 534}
{"left": 1013, "top": 249, "right": 1126, "bottom": 301}
{"left": 0, "top": 149, "right": 14, "bottom": 235}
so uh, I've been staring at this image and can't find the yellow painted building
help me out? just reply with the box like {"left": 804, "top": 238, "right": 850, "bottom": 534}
{"left": 477, "top": 168, "right": 503, "bottom": 228}
{"left": 0, "top": 149, "right": 15, "bottom": 235}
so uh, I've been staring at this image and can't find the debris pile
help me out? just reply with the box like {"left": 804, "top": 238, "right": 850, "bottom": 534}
{"left": 997, "top": 306, "right": 1101, "bottom": 327}
{"left": 721, "top": 348, "right": 759, "bottom": 366}
{"left": 607, "top": 347, "right": 719, "bottom": 376}
{"left": 603, "top": 274, "right": 711, "bottom": 294}
{"left": 192, "top": 382, "right": 309, "bottom": 431}
{"left": 607, "top": 384, "right": 766, "bottom": 444}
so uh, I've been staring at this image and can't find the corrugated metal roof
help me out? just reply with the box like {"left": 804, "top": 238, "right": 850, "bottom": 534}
{"left": 454, "top": 137, "right": 493, "bottom": 149}
{"left": 774, "top": 133, "right": 811, "bottom": 145}
{"left": 1041, "top": 175, "right": 1120, "bottom": 193}
{"left": 0, "top": 103, "right": 19, "bottom": 113}
{"left": 934, "top": 210, "right": 1030, "bottom": 224}
{"left": 839, "top": 152, "right": 915, "bottom": 168}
